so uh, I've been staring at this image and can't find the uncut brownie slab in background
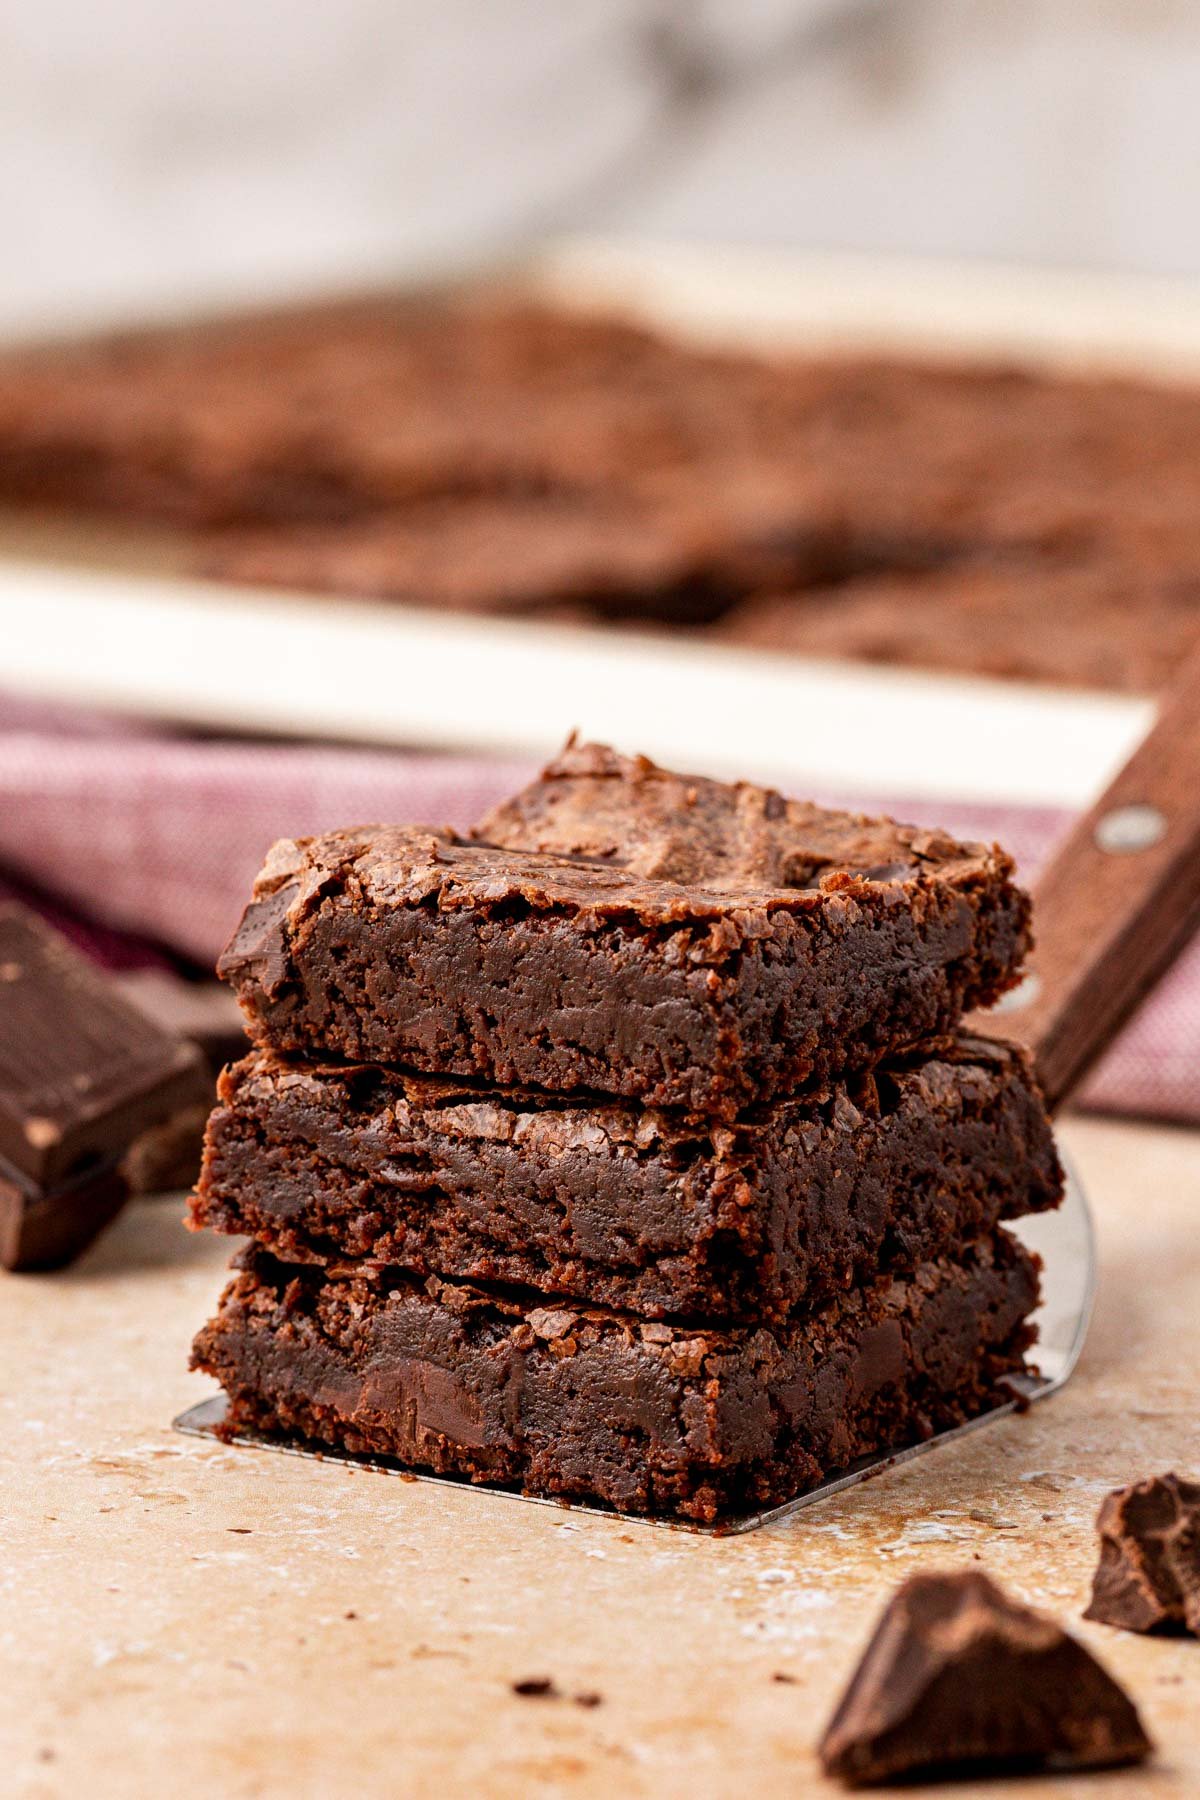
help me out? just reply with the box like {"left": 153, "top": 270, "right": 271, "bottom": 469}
{"left": 216, "top": 743, "right": 1031, "bottom": 1116}
{"left": 2, "top": 293, "right": 1200, "bottom": 689}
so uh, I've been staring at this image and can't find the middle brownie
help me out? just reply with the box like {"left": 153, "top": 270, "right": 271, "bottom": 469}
{"left": 192, "top": 1033, "right": 1062, "bottom": 1321}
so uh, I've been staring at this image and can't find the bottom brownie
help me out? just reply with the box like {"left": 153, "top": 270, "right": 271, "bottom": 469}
{"left": 192, "top": 1233, "right": 1040, "bottom": 1523}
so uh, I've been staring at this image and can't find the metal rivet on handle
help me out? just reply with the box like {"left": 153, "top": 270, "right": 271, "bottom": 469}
{"left": 992, "top": 971, "right": 1042, "bottom": 1014}
{"left": 1094, "top": 804, "right": 1168, "bottom": 854}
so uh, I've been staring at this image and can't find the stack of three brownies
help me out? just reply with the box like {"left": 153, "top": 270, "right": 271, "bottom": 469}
{"left": 190, "top": 741, "right": 1062, "bottom": 1524}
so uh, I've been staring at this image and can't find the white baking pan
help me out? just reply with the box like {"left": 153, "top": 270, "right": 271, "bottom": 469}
{"left": 1, "top": 237, "right": 1191, "bottom": 808}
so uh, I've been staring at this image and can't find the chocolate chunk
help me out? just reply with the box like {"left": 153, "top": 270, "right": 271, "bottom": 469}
{"left": 0, "top": 1152, "right": 128, "bottom": 1272}
{"left": 0, "top": 905, "right": 212, "bottom": 1257}
{"left": 819, "top": 1571, "right": 1151, "bottom": 1786}
{"left": 216, "top": 881, "right": 299, "bottom": 1003}
{"left": 121, "top": 1101, "right": 213, "bottom": 1197}
{"left": 114, "top": 974, "right": 248, "bottom": 1194}
{"left": 0, "top": 905, "right": 208, "bottom": 1188}
{"left": 116, "top": 971, "right": 249, "bottom": 1071}
{"left": 1085, "top": 1472, "right": 1200, "bottom": 1636}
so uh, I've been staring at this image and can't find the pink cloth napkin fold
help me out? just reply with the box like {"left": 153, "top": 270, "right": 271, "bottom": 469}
{"left": 1, "top": 693, "right": 1195, "bottom": 1122}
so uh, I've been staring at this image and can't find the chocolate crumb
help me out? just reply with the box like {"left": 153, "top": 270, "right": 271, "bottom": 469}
{"left": 573, "top": 1691, "right": 603, "bottom": 1708}
{"left": 772, "top": 1672, "right": 798, "bottom": 1685}
{"left": 1085, "top": 1471, "right": 1200, "bottom": 1636}
{"left": 819, "top": 1569, "right": 1152, "bottom": 1786}
{"left": 512, "top": 1677, "right": 559, "bottom": 1699}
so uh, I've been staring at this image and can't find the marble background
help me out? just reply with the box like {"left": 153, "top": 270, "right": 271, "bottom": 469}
{"left": 1, "top": 0, "right": 1198, "bottom": 333}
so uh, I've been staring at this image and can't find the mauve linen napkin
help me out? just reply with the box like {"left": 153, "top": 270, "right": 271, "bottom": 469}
{"left": 1, "top": 692, "right": 1195, "bottom": 1122}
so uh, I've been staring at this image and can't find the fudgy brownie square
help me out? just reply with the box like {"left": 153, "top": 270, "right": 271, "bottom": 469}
{"left": 5, "top": 293, "right": 1200, "bottom": 690}
{"left": 715, "top": 560, "right": 1200, "bottom": 696}
{"left": 195, "top": 462, "right": 841, "bottom": 624}
{"left": 192, "top": 1231, "right": 1040, "bottom": 1523}
{"left": 218, "top": 744, "right": 1030, "bottom": 1115}
{"left": 191, "top": 1035, "right": 1061, "bottom": 1320}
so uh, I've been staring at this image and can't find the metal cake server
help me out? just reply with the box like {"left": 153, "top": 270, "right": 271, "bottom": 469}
{"left": 176, "top": 648, "right": 1200, "bottom": 1532}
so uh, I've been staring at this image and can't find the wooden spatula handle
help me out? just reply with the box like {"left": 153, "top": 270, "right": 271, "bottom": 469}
{"left": 983, "top": 647, "right": 1200, "bottom": 1113}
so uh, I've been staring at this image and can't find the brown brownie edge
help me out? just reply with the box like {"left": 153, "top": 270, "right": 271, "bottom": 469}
{"left": 217, "top": 747, "right": 1030, "bottom": 1113}
{"left": 190, "top": 1035, "right": 1061, "bottom": 1319}
{"left": 192, "top": 1232, "right": 1040, "bottom": 1523}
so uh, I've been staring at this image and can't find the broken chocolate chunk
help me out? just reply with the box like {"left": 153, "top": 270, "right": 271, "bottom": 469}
{"left": 0, "top": 904, "right": 208, "bottom": 1188}
{"left": 1085, "top": 1472, "right": 1200, "bottom": 1636}
{"left": 819, "top": 1570, "right": 1151, "bottom": 1786}
{"left": 0, "top": 904, "right": 211, "bottom": 1262}
{"left": 0, "top": 1152, "right": 128, "bottom": 1272}
{"left": 116, "top": 970, "right": 249, "bottom": 1071}
{"left": 115, "top": 974, "right": 247, "bottom": 1193}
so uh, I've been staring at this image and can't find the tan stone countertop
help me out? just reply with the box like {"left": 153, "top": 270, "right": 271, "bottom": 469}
{"left": 3, "top": 1113, "right": 1199, "bottom": 1799}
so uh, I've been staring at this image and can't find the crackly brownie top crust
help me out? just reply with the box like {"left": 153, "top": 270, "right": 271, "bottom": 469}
{"left": 222, "top": 743, "right": 1016, "bottom": 988}
{"left": 217, "top": 743, "right": 1029, "bottom": 1111}
{"left": 474, "top": 739, "right": 1012, "bottom": 896}
{"left": 7, "top": 294, "right": 1200, "bottom": 692}
{"left": 218, "top": 792, "right": 1016, "bottom": 1002}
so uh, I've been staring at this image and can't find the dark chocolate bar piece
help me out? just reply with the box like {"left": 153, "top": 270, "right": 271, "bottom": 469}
{"left": 192, "top": 1231, "right": 1039, "bottom": 1524}
{"left": 819, "top": 1571, "right": 1152, "bottom": 1786}
{"left": 1085, "top": 1472, "right": 1200, "bottom": 1636}
{"left": 0, "top": 904, "right": 207, "bottom": 1188}
{"left": 114, "top": 972, "right": 249, "bottom": 1194}
{"left": 191, "top": 1035, "right": 1062, "bottom": 1319}
{"left": 0, "top": 1152, "right": 128, "bottom": 1272}
{"left": 218, "top": 745, "right": 1029, "bottom": 1114}
{"left": 116, "top": 971, "right": 249, "bottom": 1071}
{"left": 121, "top": 1102, "right": 214, "bottom": 1197}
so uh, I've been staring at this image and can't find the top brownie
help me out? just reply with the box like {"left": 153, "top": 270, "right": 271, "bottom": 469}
{"left": 219, "top": 742, "right": 1030, "bottom": 1115}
